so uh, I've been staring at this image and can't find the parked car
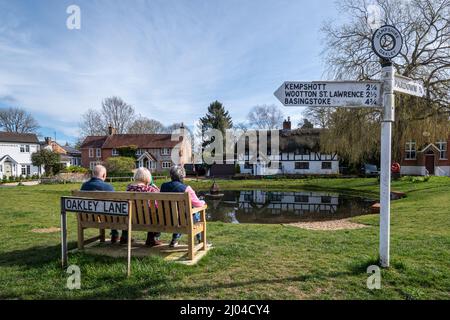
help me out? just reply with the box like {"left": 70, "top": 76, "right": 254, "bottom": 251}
{"left": 360, "top": 164, "right": 379, "bottom": 177}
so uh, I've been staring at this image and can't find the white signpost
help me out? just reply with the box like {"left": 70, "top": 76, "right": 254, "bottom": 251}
{"left": 275, "top": 25, "right": 419, "bottom": 268}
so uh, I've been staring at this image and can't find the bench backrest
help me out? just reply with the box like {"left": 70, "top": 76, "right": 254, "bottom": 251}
{"left": 71, "top": 191, "right": 194, "bottom": 233}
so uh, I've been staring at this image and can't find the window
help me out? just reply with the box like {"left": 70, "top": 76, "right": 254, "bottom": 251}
{"left": 20, "top": 145, "right": 26, "bottom": 153}
{"left": 295, "top": 162, "right": 309, "bottom": 170}
{"left": 322, "top": 162, "right": 332, "bottom": 170}
{"left": 436, "top": 141, "right": 448, "bottom": 160}
{"left": 136, "top": 149, "right": 143, "bottom": 156}
{"left": 21, "top": 165, "right": 31, "bottom": 176}
{"left": 89, "top": 161, "right": 102, "bottom": 171}
{"left": 0, "top": 165, "right": 2, "bottom": 173}
{"left": 89, "top": 148, "right": 94, "bottom": 158}
{"left": 96, "top": 148, "right": 102, "bottom": 158}
{"left": 161, "top": 148, "right": 170, "bottom": 156}
{"left": 405, "top": 141, "right": 416, "bottom": 160}
{"left": 162, "top": 161, "right": 172, "bottom": 169}
{"left": 148, "top": 161, "right": 156, "bottom": 169}
{"left": 112, "top": 149, "right": 119, "bottom": 156}
{"left": 295, "top": 195, "right": 309, "bottom": 203}
{"left": 321, "top": 196, "right": 332, "bottom": 204}
{"left": 244, "top": 162, "right": 252, "bottom": 170}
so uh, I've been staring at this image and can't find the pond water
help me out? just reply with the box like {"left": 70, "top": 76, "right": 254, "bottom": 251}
{"left": 197, "top": 190, "right": 377, "bottom": 224}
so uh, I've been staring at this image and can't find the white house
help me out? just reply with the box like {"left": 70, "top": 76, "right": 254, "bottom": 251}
{"left": 234, "top": 119, "right": 339, "bottom": 176}
{"left": 0, "top": 132, "right": 41, "bottom": 180}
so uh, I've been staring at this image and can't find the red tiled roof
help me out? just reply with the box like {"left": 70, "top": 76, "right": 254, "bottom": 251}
{"left": 80, "top": 136, "right": 108, "bottom": 149}
{"left": 81, "top": 134, "right": 182, "bottom": 149}
{"left": 0, "top": 131, "right": 39, "bottom": 143}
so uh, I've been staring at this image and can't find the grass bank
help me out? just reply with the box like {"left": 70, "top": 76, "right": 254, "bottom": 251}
{"left": 0, "top": 177, "right": 449, "bottom": 299}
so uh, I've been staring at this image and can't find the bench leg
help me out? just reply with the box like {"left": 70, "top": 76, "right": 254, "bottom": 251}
{"left": 201, "top": 224, "right": 207, "bottom": 251}
{"left": 99, "top": 229, "right": 106, "bottom": 243}
{"left": 77, "top": 220, "right": 84, "bottom": 250}
{"left": 188, "top": 232, "right": 195, "bottom": 260}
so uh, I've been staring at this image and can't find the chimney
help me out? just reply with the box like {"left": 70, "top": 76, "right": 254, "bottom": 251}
{"left": 108, "top": 125, "right": 117, "bottom": 135}
{"left": 283, "top": 117, "right": 292, "bottom": 130}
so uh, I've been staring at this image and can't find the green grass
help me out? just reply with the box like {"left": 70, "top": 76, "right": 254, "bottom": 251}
{"left": 0, "top": 177, "right": 449, "bottom": 299}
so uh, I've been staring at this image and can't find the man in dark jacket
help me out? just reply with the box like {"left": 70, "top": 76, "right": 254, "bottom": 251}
{"left": 80, "top": 165, "right": 118, "bottom": 242}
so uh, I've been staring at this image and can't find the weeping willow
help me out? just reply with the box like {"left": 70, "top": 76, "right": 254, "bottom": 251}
{"left": 320, "top": 95, "right": 449, "bottom": 164}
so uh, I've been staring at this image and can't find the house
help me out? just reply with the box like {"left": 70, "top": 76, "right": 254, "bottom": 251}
{"left": 41, "top": 137, "right": 82, "bottom": 168}
{"left": 229, "top": 118, "right": 339, "bottom": 176}
{"left": 400, "top": 137, "right": 449, "bottom": 176}
{"left": 80, "top": 125, "right": 192, "bottom": 172}
{"left": 0, "top": 132, "right": 42, "bottom": 179}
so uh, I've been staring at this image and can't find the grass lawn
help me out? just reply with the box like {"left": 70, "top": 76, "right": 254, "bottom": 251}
{"left": 0, "top": 177, "right": 449, "bottom": 300}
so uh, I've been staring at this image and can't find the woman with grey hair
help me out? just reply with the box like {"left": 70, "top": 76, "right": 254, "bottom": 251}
{"left": 160, "top": 165, "right": 206, "bottom": 247}
{"left": 121, "top": 167, "right": 162, "bottom": 246}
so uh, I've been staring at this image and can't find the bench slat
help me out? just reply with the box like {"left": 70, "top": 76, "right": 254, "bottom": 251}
{"left": 164, "top": 200, "right": 172, "bottom": 227}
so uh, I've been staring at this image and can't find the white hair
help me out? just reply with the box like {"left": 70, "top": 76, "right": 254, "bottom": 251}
{"left": 93, "top": 165, "right": 107, "bottom": 178}
{"left": 170, "top": 165, "right": 186, "bottom": 181}
{"left": 134, "top": 167, "right": 152, "bottom": 184}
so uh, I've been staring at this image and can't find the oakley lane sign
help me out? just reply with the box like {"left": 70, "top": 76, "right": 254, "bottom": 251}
{"left": 62, "top": 197, "right": 129, "bottom": 216}
{"left": 274, "top": 81, "right": 382, "bottom": 107}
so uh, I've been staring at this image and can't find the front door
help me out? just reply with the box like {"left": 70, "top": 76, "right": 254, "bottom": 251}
{"left": 4, "top": 161, "right": 12, "bottom": 178}
{"left": 425, "top": 154, "right": 435, "bottom": 175}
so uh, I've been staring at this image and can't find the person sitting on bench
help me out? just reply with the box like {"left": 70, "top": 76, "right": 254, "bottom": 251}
{"left": 121, "top": 167, "right": 161, "bottom": 246}
{"left": 160, "top": 165, "right": 206, "bottom": 248}
{"left": 80, "top": 165, "right": 118, "bottom": 243}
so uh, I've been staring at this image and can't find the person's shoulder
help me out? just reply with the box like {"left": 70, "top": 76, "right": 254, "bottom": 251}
{"left": 100, "top": 180, "right": 114, "bottom": 191}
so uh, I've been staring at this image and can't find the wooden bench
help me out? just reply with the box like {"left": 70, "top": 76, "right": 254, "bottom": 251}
{"left": 71, "top": 191, "right": 208, "bottom": 261}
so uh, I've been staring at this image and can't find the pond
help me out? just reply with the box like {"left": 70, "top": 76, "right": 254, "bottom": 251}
{"left": 197, "top": 190, "right": 377, "bottom": 224}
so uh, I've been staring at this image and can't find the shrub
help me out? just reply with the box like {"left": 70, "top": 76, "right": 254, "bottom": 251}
{"left": 31, "top": 149, "right": 61, "bottom": 176}
{"left": 104, "top": 157, "right": 136, "bottom": 175}
{"left": 61, "top": 166, "right": 89, "bottom": 174}
{"left": 117, "top": 145, "right": 138, "bottom": 159}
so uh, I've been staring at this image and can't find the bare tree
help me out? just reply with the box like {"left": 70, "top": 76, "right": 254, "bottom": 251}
{"left": 128, "top": 116, "right": 165, "bottom": 134}
{"left": 79, "top": 96, "right": 136, "bottom": 137}
{"left": 303, "top": 107, "right": 335, "bottom": 129}
{"left": 79, "top": 109, "right": 106, "bottom": 136}
{"left": 101, "top": 96, "right": 135, "bottom": 134}
{"left": 0, "top": 107, "right": 39, "bottom": 133}
{"left": 320, "top": 0, "right": 450, "bottom": 163}
{"left": 247, "top": 105, "right": 284, "bottom": 130}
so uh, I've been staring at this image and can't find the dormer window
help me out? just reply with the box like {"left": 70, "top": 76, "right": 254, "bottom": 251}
{"left": 112, "top": 149, "right": 119, "bottom": 156}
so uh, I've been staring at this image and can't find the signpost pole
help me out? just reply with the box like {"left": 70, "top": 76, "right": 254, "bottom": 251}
{"left": 127, "top": 201, "right": 133, "bottom": 277}
{"left": 380, "top": 61, "right": 395, "bottom": 268}
{"left": 61, "top": 198, "right": 68, "bottom": 268}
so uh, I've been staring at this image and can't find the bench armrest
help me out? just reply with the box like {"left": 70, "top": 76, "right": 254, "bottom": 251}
{"left": 191, "top": 205, "right": 208, "bottom": 214}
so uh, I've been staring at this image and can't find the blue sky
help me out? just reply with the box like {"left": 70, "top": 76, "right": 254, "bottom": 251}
{"left": 0, "top": 0, "right": 343, "bottom": 144}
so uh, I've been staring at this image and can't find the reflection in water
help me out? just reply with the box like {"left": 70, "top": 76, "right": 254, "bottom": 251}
{"left": 198, "top": 190, "right": 376, "bottom": 224}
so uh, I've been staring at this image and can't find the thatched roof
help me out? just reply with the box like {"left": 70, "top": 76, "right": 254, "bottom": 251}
{"left": 279, "top": 128, "right": 322, "bottom": 153}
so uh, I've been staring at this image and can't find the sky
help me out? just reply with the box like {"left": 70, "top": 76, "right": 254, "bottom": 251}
{"left": 0, "top": 0, "right": 345, "bottom": 145}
